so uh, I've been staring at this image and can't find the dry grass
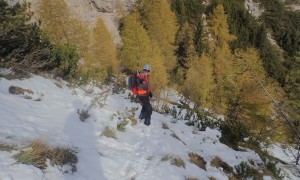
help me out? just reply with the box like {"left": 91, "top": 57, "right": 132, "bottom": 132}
{"left": 188, "top": 152, "right": 207, "bottom": 170}
{"left": 162, "top": 122, "right": 169, "bottom": 129}
{"left": 101, "top": 126, "right": 117, "bottom": 139}
{"left": 171, "top": 156, "right": 186, "bottom": 168}
{"left": 51, "top": 147, "right": 78, "bottom": 173}
{"left": 171, "top": 132, "right": 186, "bottom": 145}
{"left": 161, "top": 155, "right": 171, "bottom": 161}
{"left": 14, "top": 140, "right": 50, "bottom": 169}
{"left": 117, "top": 119, "right": 129, "bottom": 132}
{"left": 185, "top": 177, "right": 198, "bottom": 180}
{"left": 116, "top": 108, "right": 138, "bottom": 126}
{"left": 128, "top": 116, "right": 138, "bottom": 126}
{"left": 0, "top": 142, "right": 15, "bottom": 152}
{"left": 14, "top": 140, "right": 77, "bottom": 172}
{"left": 209, "top": 177, "right": 216, "bottom": 180}
{"left": 161, "top": 155, "right": 185, "bottom": 169}
{"left": 211, "top": 156, "right": 233, "bottom": 174}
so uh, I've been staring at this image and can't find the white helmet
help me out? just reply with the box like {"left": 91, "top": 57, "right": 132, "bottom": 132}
{"left": 143, "top": 64, "right": 151, "bottom": 71}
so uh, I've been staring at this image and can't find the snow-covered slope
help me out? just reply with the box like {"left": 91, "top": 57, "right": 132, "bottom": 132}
{"left": 0, "top": 69, "right": 299, "bottom": 180}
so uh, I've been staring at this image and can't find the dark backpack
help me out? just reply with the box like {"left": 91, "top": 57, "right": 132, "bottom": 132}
{"left": 128, "top": 73, "right": 139, "bottom": 95}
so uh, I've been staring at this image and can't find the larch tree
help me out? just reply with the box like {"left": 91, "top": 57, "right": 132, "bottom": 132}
{"left": 120, "top": 11, "right": 153, "bottom": 72}
{"left": 207, "top": 4, "right": 236, "bottom": 111}
{"left": 230, "top": 48, "right": 283, "bottom": 142}
{"left": 184, "top": 54, "right": 214, "bottom": 108}
{"left": 39, "top": 0, "right": 89, "bottom": 56}
{"left": 148, "top": 42, "right": 169, "bottom": 94}
{"left": 141, "top": 0, "right": 178, "bottom": 73}
{"left": 83, "top": 18, "right": 119, "bottom": 79}
{"left": 120, "top": 11, "right": 168, "bottom": 93}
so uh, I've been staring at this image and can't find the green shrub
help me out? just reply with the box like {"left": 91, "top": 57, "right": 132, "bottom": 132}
{"left": 219, "top": 118, "right": 249, "bottom": 149}
{"left": 51, "top": 43, "right": 79, "bottom": 79}
{"left": 266, "top": 161, "right": 283, "bottom": 179}
{"left": 234, "top": 161, "right": 262, "bottom": 179}
{"left": 0, "top": 1, "right": 80, "bottom": 79}
{"left": 0, "top": 1, "right": 52, "bottom": 69}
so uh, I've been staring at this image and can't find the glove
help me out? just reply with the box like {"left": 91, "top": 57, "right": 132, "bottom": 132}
{"left": 149, "top": 91, "right": 153, "bottom": 98}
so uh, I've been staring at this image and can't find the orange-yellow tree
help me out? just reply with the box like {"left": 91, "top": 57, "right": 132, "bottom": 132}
{"left": 141, "top": 0, "right": 178, "bottom": 73}
{"left": 120, "top": 12, "right": 168, "bottom": 93}
{"left": 207, "top": 4, "right": 236, "bottom": 111}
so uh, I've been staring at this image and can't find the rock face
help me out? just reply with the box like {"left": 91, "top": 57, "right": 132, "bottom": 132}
{"left": 245, "top": 0, "right": 264, "bottom": 19}
{"left": 7, "top": 0, "right": 137, "bottom": 45}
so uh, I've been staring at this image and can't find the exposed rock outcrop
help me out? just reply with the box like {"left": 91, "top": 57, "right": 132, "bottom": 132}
{"left": 6, "top": 0, "right": 138, "bottom": 45}
{"left": 245, "top": 0, "right": 264, "bottom": 19}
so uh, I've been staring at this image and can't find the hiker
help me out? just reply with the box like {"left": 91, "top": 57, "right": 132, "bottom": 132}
{"left": 136, "top": 64, "right": 153, "bottom": 126}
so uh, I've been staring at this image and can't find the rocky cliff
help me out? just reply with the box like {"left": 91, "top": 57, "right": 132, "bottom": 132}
{"left": 7, "top": 0, "right": 137, "bottom": 45}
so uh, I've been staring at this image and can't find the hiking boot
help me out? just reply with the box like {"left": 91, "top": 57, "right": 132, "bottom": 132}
{"left": 144, "top": 118, "right": 151, "bottom": 126}
{"left": 139, "top": 112, "right": 145, "bottom": 120}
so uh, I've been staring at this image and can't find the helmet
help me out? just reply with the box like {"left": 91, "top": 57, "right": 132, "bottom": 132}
{"left": 143, "top": 64, "right": 151, "bottom": 71}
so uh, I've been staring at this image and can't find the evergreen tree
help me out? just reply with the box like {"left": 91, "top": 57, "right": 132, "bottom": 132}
{"left": 141, "top": 0, "right": 178, "bottom": 73}
{"left": 174, "top": 23, "right": 197, "bottom": 85}
{"left": 0, "top": 0, "right": 79, "bottom": 78}
{"left": 171, "top": 0, "right": 206, "bottom": 56}
{"left": 284, "top": 52, "right": 300, "bottom": 141}
{"left": 171, "top": 0, "right": 204, "bottom": 25}
{"left": 84, "top": 18, "right": 119, "bottom": 79}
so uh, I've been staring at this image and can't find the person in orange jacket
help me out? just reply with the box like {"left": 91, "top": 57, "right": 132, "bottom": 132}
{"left": 136, "top": 64, "right": 153, "bottom": 126}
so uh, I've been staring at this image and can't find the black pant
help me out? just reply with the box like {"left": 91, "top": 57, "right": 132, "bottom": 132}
{"left": 137, "top": 95, "right": 152, "bottom": 126}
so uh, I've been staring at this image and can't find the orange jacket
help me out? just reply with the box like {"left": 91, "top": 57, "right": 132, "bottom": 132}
{"left": 136, "top": 73, "right": 150, "bottom": 96}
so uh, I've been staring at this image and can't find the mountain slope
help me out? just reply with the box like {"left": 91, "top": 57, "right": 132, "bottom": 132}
{"left": 0, "top": 69, "right": 299, "bottom": 179}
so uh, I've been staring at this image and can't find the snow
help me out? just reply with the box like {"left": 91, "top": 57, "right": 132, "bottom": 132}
{"left": 0, "top": 70, "right": 299, "bottom": 179}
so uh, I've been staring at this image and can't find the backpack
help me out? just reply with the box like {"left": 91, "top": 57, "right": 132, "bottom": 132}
{"left": 128, "top": 73, "right": 138, "bottom": 95}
